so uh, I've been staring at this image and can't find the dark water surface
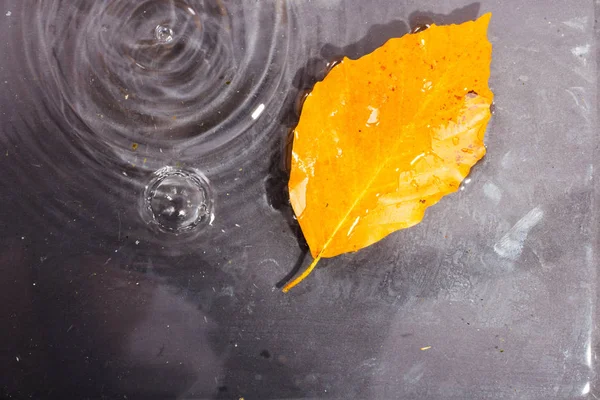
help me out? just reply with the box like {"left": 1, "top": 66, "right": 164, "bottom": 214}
{"left": 0, "top": 0, "right": 597, "bottom": 399}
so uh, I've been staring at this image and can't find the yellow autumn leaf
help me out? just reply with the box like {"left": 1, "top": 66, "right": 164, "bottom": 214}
{"left": 284, "top": 14, "right": 493, "bottom": 292}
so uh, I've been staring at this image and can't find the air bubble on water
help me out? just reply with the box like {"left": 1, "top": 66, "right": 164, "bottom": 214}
{"left": 155, "top": 25, "right": 174, "bottom": 44}
{"left": 143, "top": 167, "right": 213, "bottom": 233}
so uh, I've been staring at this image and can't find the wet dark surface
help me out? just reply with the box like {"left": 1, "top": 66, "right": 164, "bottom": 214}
{"left": 0, "top": 0, "right": 598, "bottom": 399}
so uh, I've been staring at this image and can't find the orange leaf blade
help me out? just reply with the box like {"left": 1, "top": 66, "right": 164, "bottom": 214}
{"left": 286, "top": 14, "right": 493, "bottom": 290}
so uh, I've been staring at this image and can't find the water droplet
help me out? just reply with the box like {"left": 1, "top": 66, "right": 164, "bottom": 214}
{"left": 323, "top": 58, "right": 343, "bottom": 78}
{"left": 144, "top": 167, "right": 213, "bottom": 233}
{"left": 411, "top": 23, "right": 430, "bottom": 33}
{"left": 295, "top": 90, "right": 312, "bottom": 116}
{"left": 452, "top": 137, "right": 459, "bottom": 145}
{"left": 154, "top": 25, "right": 174, "bottom": 44}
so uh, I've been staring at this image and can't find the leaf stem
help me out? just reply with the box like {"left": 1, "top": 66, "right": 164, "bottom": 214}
{"left": 282, "top": 164, "right": 387, "bottom": 293}
{"left": 281, "top": 252, "right": 323, "bottom": 293}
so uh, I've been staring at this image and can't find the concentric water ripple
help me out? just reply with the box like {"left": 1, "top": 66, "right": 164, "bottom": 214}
{"left": 29, "top": 0, "right": 290, "bottom": 157}
{"left": 13, "top": 0, "right": 295, "bottom": 240}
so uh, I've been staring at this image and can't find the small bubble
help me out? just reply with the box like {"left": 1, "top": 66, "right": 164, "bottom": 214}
{"left": 154, "top": 25, "right": 174, "bottom": 44}
{"left": 143, "top": 167, "right": 213, "bottom": 233}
